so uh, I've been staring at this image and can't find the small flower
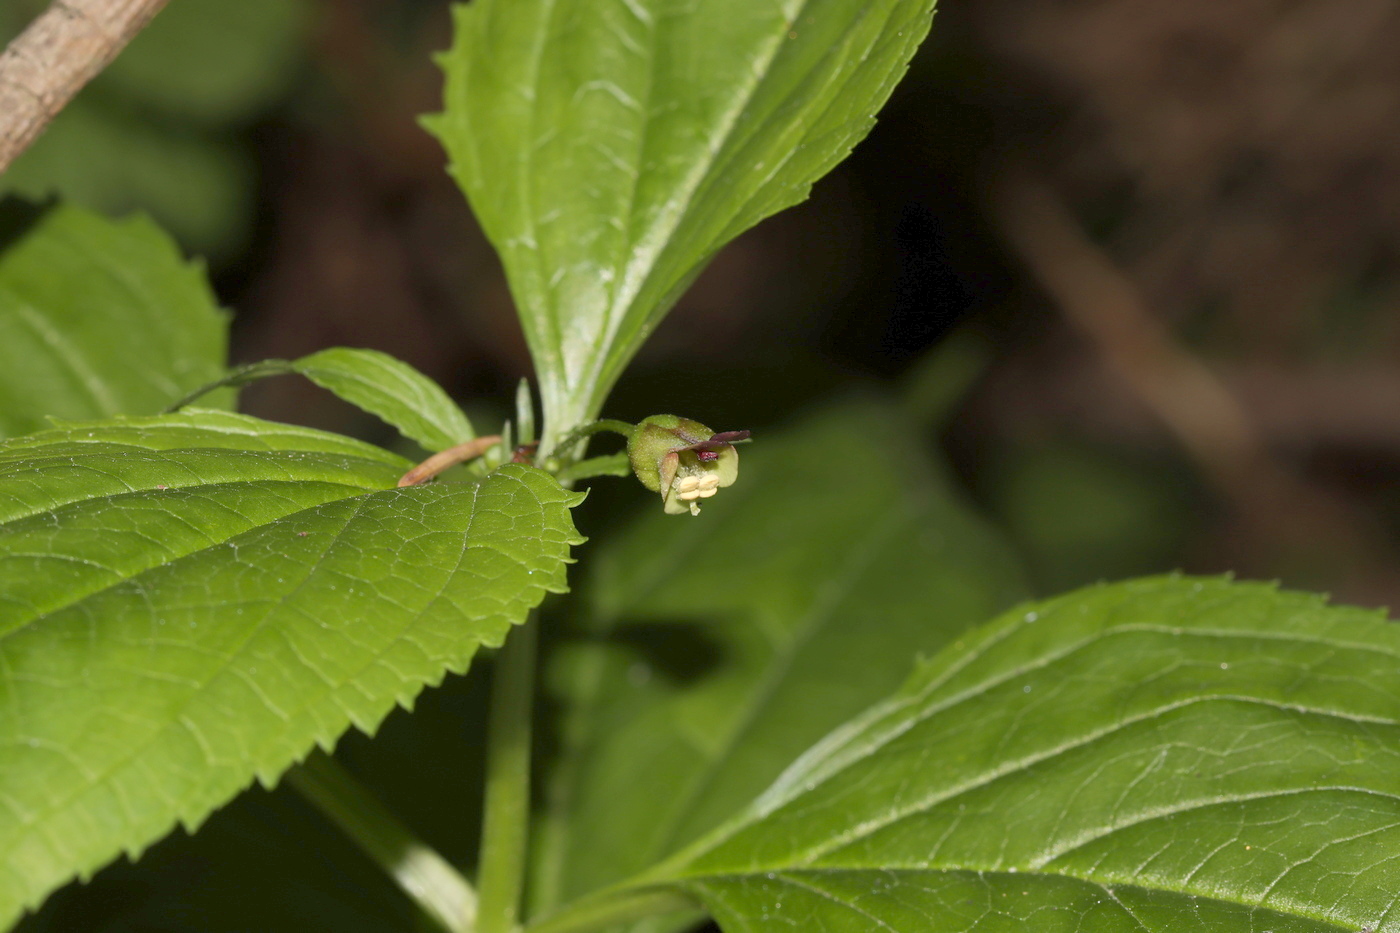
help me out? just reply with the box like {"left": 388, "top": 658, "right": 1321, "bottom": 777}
{"left": 627, "top": 415, "right": 750, "bottom": 515}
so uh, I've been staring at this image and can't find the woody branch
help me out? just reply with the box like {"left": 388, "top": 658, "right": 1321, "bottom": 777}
{"left": 0, "top": 0, "right": 169, "bottom": 174}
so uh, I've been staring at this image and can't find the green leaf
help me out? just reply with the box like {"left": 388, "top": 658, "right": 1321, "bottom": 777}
{"left": 0, "top": 411, "right": 583, "bottom": 927}
{"left": 176, "top": 347, "right": 475, "bottom": 452}
{"left": 0, "top": 204, "right": 230, "bottom": 439}
{"left": 293, "top": 348, "right": 475, "bottom": 452}
{"left": 278, "top": 347, "right": 476, "bottom": 453}
{"left": 429, "top": 0, "right": 937, "bottom": 443}
{"left": 602, "top": 577, "right": 1400, "bottom": 933}
{"left": 531, "top": 397, "right": 1027, "bottom": 927}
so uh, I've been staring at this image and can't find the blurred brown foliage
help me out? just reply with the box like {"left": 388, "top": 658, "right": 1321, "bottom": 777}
{"left": 979, "top": 0, "right": 1400, "bottom": 348}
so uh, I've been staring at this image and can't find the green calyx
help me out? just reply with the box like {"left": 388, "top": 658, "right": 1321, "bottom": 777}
{"left": 626, "top": 415, "right": 749, "bottom": 516}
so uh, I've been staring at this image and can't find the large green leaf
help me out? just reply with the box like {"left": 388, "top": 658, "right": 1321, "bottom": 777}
{"left": 0, "top": 204, "right": 230, "bottom": 439}
{"left": 429, "top": 0, "right": 937, "bottom": 442}
{"left": 572, "top": 577, "right": 1400, "bottom": 933}
{"left": 531, "top": 397, "right": 1027, "bottom": 929}
{"left": 0, "top": 410, "right": 583, "bottom": 928}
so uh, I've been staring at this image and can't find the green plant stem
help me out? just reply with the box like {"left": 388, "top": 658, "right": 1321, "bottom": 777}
{"left": 162, "top": 359, "right": 294, "bottom": 411}
{"left": 516, "top": 379, "right": 537, "bottom": 447}
{"left": 286, "top": 752, "right": 477, "bottom": 933}
{"left": 546, "top": 418, "right": 635, "bottom": 461}
{"left": 524, "top": 889, "right": 699, "bottom": 933}
{"left": 554, "top": 452, "right": 631, "bottom": 484}
{"left": 477, "top": 616, "right": 541, "bottom": 933}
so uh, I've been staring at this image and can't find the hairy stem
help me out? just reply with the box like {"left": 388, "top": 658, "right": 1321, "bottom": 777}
{"left": 287, "top": 752, "right": 477, "bottom": 932}
{"left": 477, "top": 616, "right": 540, "bottom": 933}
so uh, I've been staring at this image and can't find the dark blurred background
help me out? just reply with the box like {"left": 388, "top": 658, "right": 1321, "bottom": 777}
{"left": 5, "top": 0, "right": 1400, "bottom": 926}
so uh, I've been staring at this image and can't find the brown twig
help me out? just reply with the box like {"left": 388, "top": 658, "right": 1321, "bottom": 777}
{"left": 989, "top": 167, "right": 1400, "bottom": 605}
{"left": 982, "top": 357, "right": 1400, "bottom": 458}
{"left": 0, "top": 0, "right": 170, "bottom": 174}
{"left": 991, "top": 168, "right": 1273, "bottom": 505}
{"left": 397, "top": 436, "right": 502, "bottom": 487}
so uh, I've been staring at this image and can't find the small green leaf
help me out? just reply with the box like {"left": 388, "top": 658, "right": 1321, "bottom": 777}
{"left": 0, "top": 411, "right": 583, "bottom": 927}
{"left": 0, "top": 204, "right": 230, "bottom": 439}
{"left": 290, "top": 348, "right": 475, "bottom": 452}
{"left": 429, "top": 0, "right": 937, "bottom": 442}
{"left": 176, "top": 348, "right": 475, "bottom": 453}
{"left": 611, "top": 577, "right": 1400, "bottom": 933}
{"left": 531, "top": 397, "right": 1026, "bottom": 926}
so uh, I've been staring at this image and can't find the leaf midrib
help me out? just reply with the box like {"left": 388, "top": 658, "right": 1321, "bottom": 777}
{"left": 680, "top": 867, "right": 1362, "bottom": 933}
{"left": 572, "top": 0, "right": 814, "bottom": 402}
{"left": 6, "top": 296, "right": 120, "bottom": 415}
{"left": 674, "top": 690, "right": 1400, "bottom": 877}
{"left": 0, "top": 482, "right": 381, "bottom": 640}
{"left": 55, "top": 218, "right": 203, "bottom": 400}
{"left": 741, "top": 616, "right": 1400, "bottom": 829}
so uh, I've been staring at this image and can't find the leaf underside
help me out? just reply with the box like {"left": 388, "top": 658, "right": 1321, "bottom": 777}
{"left": 429, "top": 0, "right": 938, "bottom": 434}
{"left": 0, "top": 411, "right": 583, "bottom": 928}
{"left": 639, "top": 577, "right": 1400, "bottom": 933}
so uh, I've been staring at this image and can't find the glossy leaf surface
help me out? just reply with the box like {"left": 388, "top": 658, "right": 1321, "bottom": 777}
{"left": 429, "top": 0, "right": 938, "bottom": 440}
{"left": 0, "top": 412, "right": 582, "bottom": 927}
{"left": 0, "top": 205, "right": 229, "bottom": 439}
{"left": 618, "top": 577, "right": 1400, "bottom": 933}
{"left": 532, "top": 397, "right": 1027, "bottom": 928}
{"left": 287, "top": 347, "right": 475, "bottom": 452}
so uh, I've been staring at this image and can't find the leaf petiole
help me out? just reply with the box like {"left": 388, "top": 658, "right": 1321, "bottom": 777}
{"left": 477, "top": 615, "right": 541, "bottom": 933}
{"left": 286, "top": 752, "right": 477, "bottom": 933}
{"left": 398, "top": 436, "right": 504, "bottom": 486}
{"left": 549, "top": 419, "right": 636, "bottom": 459}
{"left": 553, "top": 452, "right": 631, "bottom": 483}
{"left": 163, "top": 359, "right": 295, "bottom": 412}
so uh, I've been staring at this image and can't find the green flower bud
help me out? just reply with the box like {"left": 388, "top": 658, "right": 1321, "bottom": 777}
{"left": 627, "top": 414, "right": 749, "bottom": 516}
